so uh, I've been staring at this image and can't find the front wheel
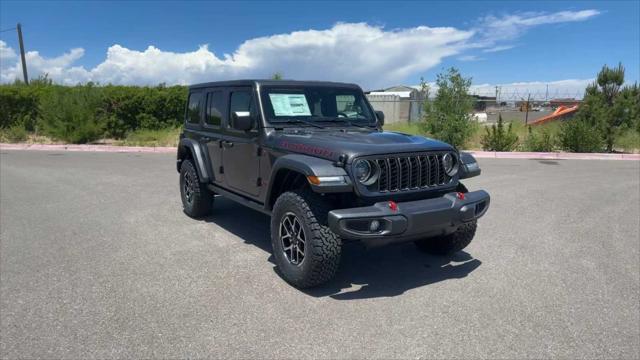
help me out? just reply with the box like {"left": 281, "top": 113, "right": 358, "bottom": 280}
{"left": 270, "top": 190, "right": 341, "bottom": 288}
{"left": 414, "top": 220, "right": 477, "bottom": 255}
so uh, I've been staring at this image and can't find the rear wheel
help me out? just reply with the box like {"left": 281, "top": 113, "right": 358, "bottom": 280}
{"left": 180, "top": 159, "right": 213, "bottom": 218}
{"left": 271, "top": 190, "right": 341, "bottom": 288}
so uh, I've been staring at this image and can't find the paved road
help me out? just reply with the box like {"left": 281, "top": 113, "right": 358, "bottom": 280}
{"left": 1, "top": 150, "right": 639, "bottom": 359}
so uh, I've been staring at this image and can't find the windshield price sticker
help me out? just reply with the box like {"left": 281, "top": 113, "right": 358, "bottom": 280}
{"left": 269, "top": 94, "right": 312, "bottom": 116}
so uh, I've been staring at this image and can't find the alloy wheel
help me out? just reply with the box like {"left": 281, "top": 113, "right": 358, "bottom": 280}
{"left": 279, "top": 212, "right": 306, "bottom": 266}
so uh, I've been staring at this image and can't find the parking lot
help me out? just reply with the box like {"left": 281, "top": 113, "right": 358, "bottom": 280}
{"left": 1, "top": 150, "right": 639, "bottom": 358}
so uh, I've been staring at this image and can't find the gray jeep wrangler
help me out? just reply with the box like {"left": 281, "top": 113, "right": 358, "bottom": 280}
{"left": 177, "top": 80, "right": 490, "bottom": 288}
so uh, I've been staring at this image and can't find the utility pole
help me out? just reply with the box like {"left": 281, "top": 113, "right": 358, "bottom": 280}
{"left": 545, "top": 84, "right": 549, "bottom": 101}
{"left": 524, "top": 93, "right": 531, "bottom": 125}
{"left": 17, "top": 23, "right": 28, "bottom": 85}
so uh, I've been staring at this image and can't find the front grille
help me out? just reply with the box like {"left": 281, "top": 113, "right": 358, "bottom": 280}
{"left": 374, "top": 153, "right": 451, "bottom": 192}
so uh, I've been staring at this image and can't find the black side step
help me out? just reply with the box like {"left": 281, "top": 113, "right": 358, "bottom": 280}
{"left": 207, "top": 184, "right": 271, "bottom": 215}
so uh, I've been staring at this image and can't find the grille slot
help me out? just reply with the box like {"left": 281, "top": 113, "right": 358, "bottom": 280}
{"left": 375, "top": 153, "right": 451, "bottom": 193}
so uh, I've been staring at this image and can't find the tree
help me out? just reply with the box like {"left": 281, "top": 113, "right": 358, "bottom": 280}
{"left": 421, "top": 67, "right": 474, "bottom": 148}
{"left": 271, "top": 72, "right": 283, "bottom": 80}
{"left": 480, "top": 114, "right": 519, "bottom": 151}
{"left": 564, "top": 63, "right": 638, "bottom": 152}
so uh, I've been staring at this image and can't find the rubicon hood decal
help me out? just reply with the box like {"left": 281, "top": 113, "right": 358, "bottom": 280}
{"left": 279, "top": 140, "right": 335, "bottom": 158}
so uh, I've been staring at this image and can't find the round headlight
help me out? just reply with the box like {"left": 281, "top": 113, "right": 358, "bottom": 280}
{"left": 442, "top": 152, "right": 459, "bottom": 176}
{"left": 354, "top": 159, "right": 378, "bottom": 185}
{"left": 354, "top": 159, "right": 372, "bottom": 182}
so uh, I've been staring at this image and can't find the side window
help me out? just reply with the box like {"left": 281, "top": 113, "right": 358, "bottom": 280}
{"left": 229, "top": 90, "right": 253, "bottom": 129}
{"left": 336, "top": 95, "right": 356, "bottom": 112}
{"left": 229, "top": 91, "right": 252, "bottom": 113}
{"left": 186, "top": 92, "right": 202, "bottom": 124}
{"left": 205, "top": 91, "right": 223, "bottom": 127}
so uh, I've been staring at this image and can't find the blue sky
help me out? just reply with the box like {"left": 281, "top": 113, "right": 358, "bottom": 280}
{"left": 0, "top": 0, "right": 638, "bottom": 93}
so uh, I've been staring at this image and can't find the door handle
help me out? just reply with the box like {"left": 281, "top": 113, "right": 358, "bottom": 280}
{"left": 222, "top": 140, "right": 234, "bottom": 148}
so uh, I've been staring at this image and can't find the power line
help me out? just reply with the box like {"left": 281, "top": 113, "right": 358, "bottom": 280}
{"left": 0, "top": 27, "right": 16, "bottom": 33}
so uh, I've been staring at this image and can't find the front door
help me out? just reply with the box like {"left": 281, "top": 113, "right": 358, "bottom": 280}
{"left": 222, "top": 88, "right": 261, "bottom": 198}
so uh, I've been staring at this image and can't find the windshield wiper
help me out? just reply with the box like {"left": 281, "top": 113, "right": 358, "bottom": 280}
{"left": 279, "top": 119, "right": 325, "bottom": 129}
{"left": 319, "top": 118, "right": 374, "bottom": 128}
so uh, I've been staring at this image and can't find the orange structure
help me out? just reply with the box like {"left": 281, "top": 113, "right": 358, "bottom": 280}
{"left": 530, "top": 105, "right": 579, "bottom": 125}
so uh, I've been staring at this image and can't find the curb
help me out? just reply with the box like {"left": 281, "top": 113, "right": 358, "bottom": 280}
{"left": 1, "top": 143, "right": 639, "bottom": 160}
{"left": 466, "top": 151, "right": 640, "bottom": 161}
{"left": 0, "top": 143, "right": 176, "bottom": 153}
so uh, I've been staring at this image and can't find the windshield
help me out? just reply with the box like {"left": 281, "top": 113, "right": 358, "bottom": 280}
{"left": 260, "top": 86, "right": 376, "bottom": 125}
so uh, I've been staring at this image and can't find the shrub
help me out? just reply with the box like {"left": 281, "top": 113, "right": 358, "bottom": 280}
{"left": 480, "top": 115, "right": 519, "bottom": 151}
{"left": 39, "top": 86, "right": 105, "bottom": 143}
{"left": 0, "top": 84, "right": 42, "bottom": 130}
{"left": 559, "top": 119, "right": 603, "bottom": 152}
{"left": 0, "top": 118, "right": 28, "bottom": 142}
{"left": 0, "top": 82, "right": 187, "bottom": 142}
{"left": 523, "top": 126, "right": 556, "bottom": 152}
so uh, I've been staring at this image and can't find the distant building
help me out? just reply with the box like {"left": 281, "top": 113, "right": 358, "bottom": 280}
{"left": 471, "top": 95, "right": 497, "bottom": 111}
{"left": 366, "top": 85, "right": 425, "bottom": 123}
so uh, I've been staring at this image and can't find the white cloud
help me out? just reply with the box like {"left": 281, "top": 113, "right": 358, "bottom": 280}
{"left": 477, "top": 9, "right": 600, "bottom": 43}
{"left": 0, "top": 10, "right": 601, "bottom": 88}
{"left": 482, "top": 45, "right": 516, "bottom": 53}
{"left": 0, "top": 42, "right": 86, "bottom": 84}
{"left": 0, "top": 40, "right": 17, "bottom": 61}
{"left": 458, "top": 55, "right": 483, "bottom": 62}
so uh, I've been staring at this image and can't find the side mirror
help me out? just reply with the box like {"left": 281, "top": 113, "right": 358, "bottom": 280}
{"left": 231, "top": 111, "right": 254, "bottom": 131}
{"left": 375, "top": 110, "right": 385, "bottom": 127}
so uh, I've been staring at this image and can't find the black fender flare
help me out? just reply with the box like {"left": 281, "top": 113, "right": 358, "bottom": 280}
{"left": 177, "top": 138, "right": 210, "bottom": 183}
{"left": 458, "top": 152, "right": 481, "bottom": 179}
{"left": 265, "top": 154, "right": 351, "bottom": 208}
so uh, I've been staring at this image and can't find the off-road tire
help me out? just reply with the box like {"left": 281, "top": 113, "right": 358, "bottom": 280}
{"left": 271, "top": 190, "right": 341, "bottom": 288}
{"left": 414, "top": 220, "right": 477, "bottom": 255}
{"left": 180, "top": 159, "right": 213, "bottom": 218}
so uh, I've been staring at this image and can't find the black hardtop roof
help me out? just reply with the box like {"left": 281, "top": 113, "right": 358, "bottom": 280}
{"left": 189, "top": 79, "right": 362, "bottom": 90}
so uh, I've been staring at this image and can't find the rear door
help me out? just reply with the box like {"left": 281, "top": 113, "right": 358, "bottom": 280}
{"left": 201, "top": 89, "right": 226, "bottom": 186}
{"left": 221, "top": 87, "right": 261, "bottom": 197}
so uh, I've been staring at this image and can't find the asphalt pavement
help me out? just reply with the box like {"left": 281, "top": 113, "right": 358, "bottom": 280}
{"left": 1, "top": 150, "right": 639, "bottom": 359}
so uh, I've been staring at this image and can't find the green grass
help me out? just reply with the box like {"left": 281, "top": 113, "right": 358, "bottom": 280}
{"left": 116, "top": 127, "right": 181, "bottom": 147}
{"left": 383, "top": 122, "right": 423, "bottom": 135}
{"left": 615, "top": 129, "right": 640, "bottom": 153}
{"left": 0, "top": 123, "right": 28, "bottom": 143}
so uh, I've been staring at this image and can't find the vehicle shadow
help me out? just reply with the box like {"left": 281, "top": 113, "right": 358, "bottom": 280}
{"left": 203, "top": 197, "right": 482, "bottom": 300}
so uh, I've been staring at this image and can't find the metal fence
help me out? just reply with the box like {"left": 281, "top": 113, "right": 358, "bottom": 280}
{"left": 366, "top": 89, "right": 584, "bottom": 125}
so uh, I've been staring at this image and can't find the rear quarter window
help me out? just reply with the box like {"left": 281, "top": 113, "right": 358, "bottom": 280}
{"left": 186, "top": 92, "right": 202, "bottom": 124}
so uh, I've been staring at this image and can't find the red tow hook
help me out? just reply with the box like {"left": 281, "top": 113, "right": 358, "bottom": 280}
{"left": 388, "top": 201, "right": 398, "bottom": 212}
{"left": 456, "top": 192, "right": 465, "bottom": 200}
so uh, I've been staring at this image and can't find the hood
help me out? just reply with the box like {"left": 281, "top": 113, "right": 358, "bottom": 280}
{"left": 266, "top": 129, "right": 455, "bottom": 162}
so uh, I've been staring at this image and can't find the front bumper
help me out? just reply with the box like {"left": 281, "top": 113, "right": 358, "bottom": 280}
{"left": 327, "top": 190, "right": 490, "bottom": 246}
